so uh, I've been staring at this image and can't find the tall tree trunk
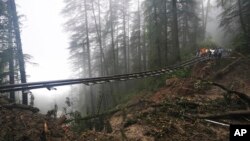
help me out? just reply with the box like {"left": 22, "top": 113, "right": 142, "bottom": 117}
{"left": 204, "top": 0, "right": 210, "bottom": 38}
{"left": 137, "top": 0, "right": 142, "bottom": 71}
{"left": 237, "top": 0, "right": 249, "bottom": 52}
{"left": 127, "top": 12, "right": 130, "bottom": 73}
{"left": 8, "top": 48, "right": 15, "bottom": 101}
{"left": 109, "top": 0, "right": 116, "bottom": 74}
{"left": 116, "top": 24, "right": 119, "bottom": 73}
{"left": 142, "top": 22, "right": 147, "bottom": 71}
{"left": 201, "top": 0, "right": 205, "bottom": 40}
{"left": 107, "top": 0, "right": 118, "bottom": 107}
{"left": 8, "top": 0, "right": 27, "bottom": 105}
{"left": 7, "top": 2, "right": 15, "bottom": 102}
{"left": 122, "top": 0, "right": 128, "bottom": 74}
{"left": 91, "top": 0, "right": 109, "bottom": 112}
{"left": 164, "top": 0, "right": 168, "bottom": 65}
{"left": 183, "top": 1, "right": 188, "bottom": 49}
{"left": 84, "top": 0, "right": 95, "bottom": 114}
{"left": 171, "top": 0, "right": 181, "bottom": 63}
{"left": 153, "top": 0, "right": 161, "bottom": 67}
{"left": 91, "top": 0, "right": 105, "bottom": 76}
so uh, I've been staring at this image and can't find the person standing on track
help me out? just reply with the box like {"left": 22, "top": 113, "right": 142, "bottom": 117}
{"left": 218, "top": 48, "right": 222, "bottom": 59}
{"left": 196, "top": 48, "right": 200, "bottom": 57}
{"left": 208, "top": 49, "right": 212, "bottom": 58}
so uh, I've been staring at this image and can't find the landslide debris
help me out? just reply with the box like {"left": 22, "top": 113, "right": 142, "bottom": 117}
{"left": 1, "top": 57, "right": 249, "bottom": 141}
{"left": 74, "top": 57, "right": 250, "bottom": 141}
{"left": 0, "top": 96, "right": 75, "bottom": 141}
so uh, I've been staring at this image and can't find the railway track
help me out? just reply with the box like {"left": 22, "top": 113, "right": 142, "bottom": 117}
{"left": 0, "top": 56, "right": 209, "bottom": 93}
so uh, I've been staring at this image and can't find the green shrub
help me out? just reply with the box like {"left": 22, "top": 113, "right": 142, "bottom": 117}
{"left": 231, "top": 34, "right": 250, "bottom": 54}
{"left": 170, "top": 68, "right": 191, "bottom": 78}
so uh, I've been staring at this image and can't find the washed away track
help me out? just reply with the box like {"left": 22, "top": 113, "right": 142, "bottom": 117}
{"left": 0, "top": 57, "right": 209, "bottom": 93}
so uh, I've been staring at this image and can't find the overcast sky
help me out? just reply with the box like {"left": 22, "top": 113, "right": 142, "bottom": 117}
{"left": 16, "top": 0, "right": 71, "bottom": 81}
{"left": 15, "top": 0, "right": 72, "bottom": 113}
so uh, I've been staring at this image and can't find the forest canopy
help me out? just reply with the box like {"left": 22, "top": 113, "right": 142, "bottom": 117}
{"left": 60, "top": 0, "right": 250, "bottom": 115}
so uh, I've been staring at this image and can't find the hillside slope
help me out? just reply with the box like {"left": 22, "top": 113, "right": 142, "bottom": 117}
{"left": 0, "top": 56, "right": 249, "bottom": 141}
{"left": 79, "top": 56, "right": 250, "bottom": 141}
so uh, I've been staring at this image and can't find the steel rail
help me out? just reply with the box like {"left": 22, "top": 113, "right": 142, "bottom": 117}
{"left": 0, "top": 56, "right": 203, "bottom": 90}
{"left": 0, "top": 57, "right": 208, "bottom": 92}
{"left": 0, "top": 57, "right": 201, "bottom": 89}
{"left": 0, "top": 57, "right": 207, "bottom": 92}
{"left": 0, "top": 57, "right": 209, "bottom": 93}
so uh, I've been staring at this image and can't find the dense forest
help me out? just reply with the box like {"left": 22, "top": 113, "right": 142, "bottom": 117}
{"left": 61, "top": 0, "right": 250, "bottom": 115}
{"left": 0, "top": 0, "right": 250, "bottom": 109}
{"left": 0, "top": 0, "right": 249, "bottom": 120}
{"left": 0, "top": 0, "right": 29, "bottom": 105}
{"left": 0, "top": 0, "right": 250, "bottom": 140}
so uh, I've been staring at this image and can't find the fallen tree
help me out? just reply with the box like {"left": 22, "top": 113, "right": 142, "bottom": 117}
{"left": 65, "top": 100, "right": 153, "bottom": 123}
{"left": 187, "top": 80, "right": 250, "bottom": 120}
{"left": 214, "top": 57, "right": 242, "bottom": 79}
{"left": 193, "top": 110, "right": 250, "bottom": 119}
{"left": 208, "top": 81, "right": 250, "bottom": 104}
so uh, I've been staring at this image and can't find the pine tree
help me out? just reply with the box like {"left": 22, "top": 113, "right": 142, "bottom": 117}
{"left": 0, "top": 0, "right": 31, "bottom": 104}
{"left": 7, "top": 0, "right": 27, "bottom": 104}
{"left": 218, "top": 0, "right": 250, "bottom": 53}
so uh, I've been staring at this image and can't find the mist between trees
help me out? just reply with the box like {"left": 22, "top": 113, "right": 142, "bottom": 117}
{"left": 1, "top": 0, "right": 250, "bottom": 116}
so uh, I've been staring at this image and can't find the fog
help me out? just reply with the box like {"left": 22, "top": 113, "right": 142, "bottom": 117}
{"left": 16, "top": 0, "right": 73, "bottom": 113}
{"left": 205, "top": 0, "right": 229, "bottom": 47}
{"left": 14, "top": 0, "right": 227, "bottom": 114}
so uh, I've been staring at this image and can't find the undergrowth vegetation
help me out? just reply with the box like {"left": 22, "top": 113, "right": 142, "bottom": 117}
{"left": 231, "top": 34, "right": 250, "bottom": 54}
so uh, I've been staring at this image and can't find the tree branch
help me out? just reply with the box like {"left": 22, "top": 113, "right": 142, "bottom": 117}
{"left": 194, "top": 110, "right": 250, "bottom": 119}
{"left": 214, "top": 57, "right": 242, "bottom": 79}
{"left": 210, "top": 81, "right": 250, "bottom": 104}
{"left": 65, "top": 100, "right": 153, "bottom": 123}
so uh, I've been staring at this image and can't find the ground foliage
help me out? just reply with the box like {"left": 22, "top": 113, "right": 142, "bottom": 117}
{"left": 0, "top": 96, "right": 77, "bottom": 141}
{"left": 69, "top": 56, "right": 250, "bottom": 140}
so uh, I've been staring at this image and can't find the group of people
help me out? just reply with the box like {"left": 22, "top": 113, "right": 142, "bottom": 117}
{"left": 196, "top": 47, "right": 231, "bottom": 59}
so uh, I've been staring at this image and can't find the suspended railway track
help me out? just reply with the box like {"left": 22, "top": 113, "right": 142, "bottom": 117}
{"left": 0, "top": 56, "right": 209, "bottom": 93}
